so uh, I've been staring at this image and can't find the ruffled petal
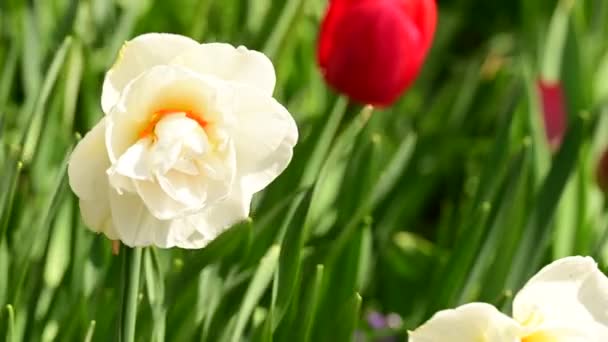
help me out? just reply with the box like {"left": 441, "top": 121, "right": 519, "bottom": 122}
{"left": 68, "top": 118, "right": 118, "bottom": 238}
{"left": 171, "top": 43, "right": 276, "bottom": 95}
{"left": 513, "top": 256, "right": 608, "bottom": 341}
{"left": 108, "top": 190, "right": 171, "bottom": 247}
{"left": 134, "top": 179, "right": 190, "bottom": 220}
{"left": 409, "top": 303, "right": 521, "bottom": 342}
{"left": 105, "top": 65, "right": 224, "bottom": 163}
{"left": 170, "top": 186, "right": 251, "bottom": 249}
{"left": 102, "top": 33, "right": 200, "bottom": 113}
{"left": 68, "top": 118, "right": 110, "bottom": 200}
{"left": 231, "top": 84, "right": 298, "bottom": 197}
{"left": 111, "top": 138, "right": 154, "bottom": 181}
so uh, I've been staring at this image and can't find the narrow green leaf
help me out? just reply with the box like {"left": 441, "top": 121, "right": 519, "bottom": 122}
{"left": 84, "top": 320, "right": 96, "bottom": 342}
{"left": 333, "top": 292, "right": 362, "bottom": 342}
{"left": 198, "top": 265, "right": 223, "bottom": 342}
{"left": 0, "top": 45, "right": 17, "bottom": 111}
{"left": 371, "top": 132, "right": 417, "bottom": 241}
{"left": 11, "top": 141, "right": 74, "bottom": 305}
{"left": 22, "top": 36, "right": 73, "bottom": 162}
{"left": 263, "top": 0, "right": 306, "bottom": 60}
{"left": 426, "top": 81, "right": 522, "bottom": 315}
{"left": 177, "top": 219, "right": 251, "bottom": 286}
{"left": 20, "top": 7, "right": 42, "bottom": 97}
{"left": 297, "top": 265, "right": 324, "bottom": 342}
{"left": 144, "top": 248, "right": 166, "bottom": 342}
{"left": 231, "top": 245, "right": 280, "bottom": 342}
{"left": 5, "top": 304, "right": 15, "bottom": 342}
{"left": 62, "top": 39, "right": 84, "bottom": 131}
{"left": 118, "top": 247, "right": 143, "bottom": 342}
{"left": 507, "top": 113, "right": 588, "bottom": 289}
{"left": 459, "top": 149, "right": 530, "bottom": 304}
{"left": 272, "top": 190, "right": 312, "bottom": 329}
{"left": 0, "top": 159, "right": 22, "bottom": 245}
{"left": 43, "top": 200, "right": 73, "bottom": 288}
{"left": 542, "top": 0, "right": 574, "bottom": 82}
{"left": 0, "top": 241, "right": 8, "bottom": 306}
{"left": 299, "top": 96, "right": 348, "bottom": 188}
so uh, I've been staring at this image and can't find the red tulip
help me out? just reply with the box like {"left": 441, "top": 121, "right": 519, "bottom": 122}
{"left": 317, "top": 0, "right": 437, "bottom": 107}
{"left": 537, "top": 80, "right": 567, "bottom": 151}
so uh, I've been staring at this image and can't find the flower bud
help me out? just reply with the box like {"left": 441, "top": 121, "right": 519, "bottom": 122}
{"left": 317, "top": 0, "right": 437, "bottom": 106}
{"left": 537, "top": 79, "right": 567, "bottom": 151}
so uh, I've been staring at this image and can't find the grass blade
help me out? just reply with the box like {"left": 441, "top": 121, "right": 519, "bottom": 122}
{"left": 231, "top": 245, "right": 280, "bottom": 342}
{"left": 118, "top": 247, "right": 143, "bottom": 342}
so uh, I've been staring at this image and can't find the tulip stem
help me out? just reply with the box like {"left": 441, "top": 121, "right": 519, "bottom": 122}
{"left": 118, "top": 246, "right": 142, "bottom": 342}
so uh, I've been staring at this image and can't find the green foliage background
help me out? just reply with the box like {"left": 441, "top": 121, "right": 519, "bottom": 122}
{"left": 1, "top": 0, "right": 608, "bottom": 341}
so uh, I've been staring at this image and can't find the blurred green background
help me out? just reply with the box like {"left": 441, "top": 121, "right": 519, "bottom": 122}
{"left": 2, "top": 0, "right": 608, "bottom": 341}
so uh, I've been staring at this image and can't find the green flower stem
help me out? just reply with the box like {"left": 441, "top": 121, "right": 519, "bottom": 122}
{"left": 118, "top": 246, "right": 143, "bottom": 342}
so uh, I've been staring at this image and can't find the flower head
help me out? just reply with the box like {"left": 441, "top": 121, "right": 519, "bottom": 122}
{"left": 409, "top": 256, "right": 608, "bottom": 341}
{"left": 538, "top": 79, "right": 567, "bottom": 151}
{"left": 68, "top": 33, "right": 298, "bottom": 248}
{"left": 317, "top": 0, "right": 437, "bottom": 106}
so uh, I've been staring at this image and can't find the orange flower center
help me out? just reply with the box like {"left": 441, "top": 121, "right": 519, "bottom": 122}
{"left": 139, "top": 108, "right": 208, "bottom": 139}
{"left": 522, "top": 331, "right": 558, "bottom": 342}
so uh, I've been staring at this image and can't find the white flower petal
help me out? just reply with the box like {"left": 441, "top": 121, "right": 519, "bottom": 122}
{"left": 173, "top": 186, "right": 251, "bottom": 249}
{"left": 68, "top": 119, "right": 110, "bottom": 200}
{"left": 79, "top": 197, "right": 118, "bottom": 240}
{"left": 513, "top": 256, "right": 608, "bottom": 340}
{"left": 107, "top": 184, "right": 247, "bottom": 249}
{"left": 108, "top": 190, "right": 171, "bottom": 247}
{"left": 148, "top": 139, "right": 183, "bottom": 175}
{"left": 173, "top": 157, "right": 199, "bottom": 175}
{"left": 154, "top": 113, "right": 208, "bottom": 154}
{"left": 171, "top": 43, "right": 276, "bottom": 95}
{"left": 231, "top": 85, "right": 298, "bottom": 196}
{"left": 102, "top": 33, "right": 200, "bottom": 113}
{"left": 111, "top": 138, "right": 153, "bottom": 181}
{"left": 156, "top": 171, "right": 208, "bottom": 208}
{"left": 68, "top": 119, "right": 118, "bottom": 239}
{"left": 134, "top": 179, "right": 190, "bottom": 220}
{"left": 105, "top": 65, "right": 223, "bottom": 163}
{"left": 409, "top": 303, "right": 521, "bottom": 342}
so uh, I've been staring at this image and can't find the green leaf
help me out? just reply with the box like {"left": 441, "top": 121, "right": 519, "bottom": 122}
{"left": 299, "top": 96, "right": 349, "bottom": 188}
{"left": 4, "top": 304, "right": 15, "bottom": 342}
{"left": 0, "top": 45, "right": 17, "bottom": 111}
{"left": 177, "top": 220, "right": 252, "bottom": 286}
{"left": 271, "top": 190, "right": 313, "bottom": 329}
{"left": 0, "top": 158, "right": 22, "bottom": 245}
{"left": 118, "top": 247, "right": 143, "bottom": 342}
{"left": 332, "top": 292, "right": 362, "bottom": 342}
{"left": 507, "top": 113, "right": 588, "bottom": 289}
{"left": 296, "top": 265, "right": 324, "bottom": 342}
{"left": 231, "top": 245, "right": 280, "bottom": 342}
{"left": 83, "top": 320, "right": 96, "bottom": 342}
{"left": 43, "top": 200, "right": 73, "bottom": 288}
{"left": 542, "top": 0, "right": 574, "bottom": 82}
{"left": 263, "top": 0, "right": 307, "bottom": 60}
{"left": 143, "top": 248, "right": 166, "bottom": 342}
{"left": 22, "top": 36, "right": 72, "bottom": 162}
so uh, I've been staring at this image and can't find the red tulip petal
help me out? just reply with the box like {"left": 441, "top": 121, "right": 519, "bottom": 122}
{"left": 538, "top": 80, "right": 567, "bottom": 151}
{"left": 317, "top": 0, "right": 437, "bottom": 106}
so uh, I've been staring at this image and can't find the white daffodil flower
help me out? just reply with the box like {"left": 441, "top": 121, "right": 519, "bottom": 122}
{"left": 409, "top": 256, "right": 608, "bottom": 342}
{"left": 68, "top": 33, "right": 298, "bottom": 248}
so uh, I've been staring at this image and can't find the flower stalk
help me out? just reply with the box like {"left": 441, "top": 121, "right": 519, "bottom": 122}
{"left": 118, "top": 246, "right": 142, "bottom": 342}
